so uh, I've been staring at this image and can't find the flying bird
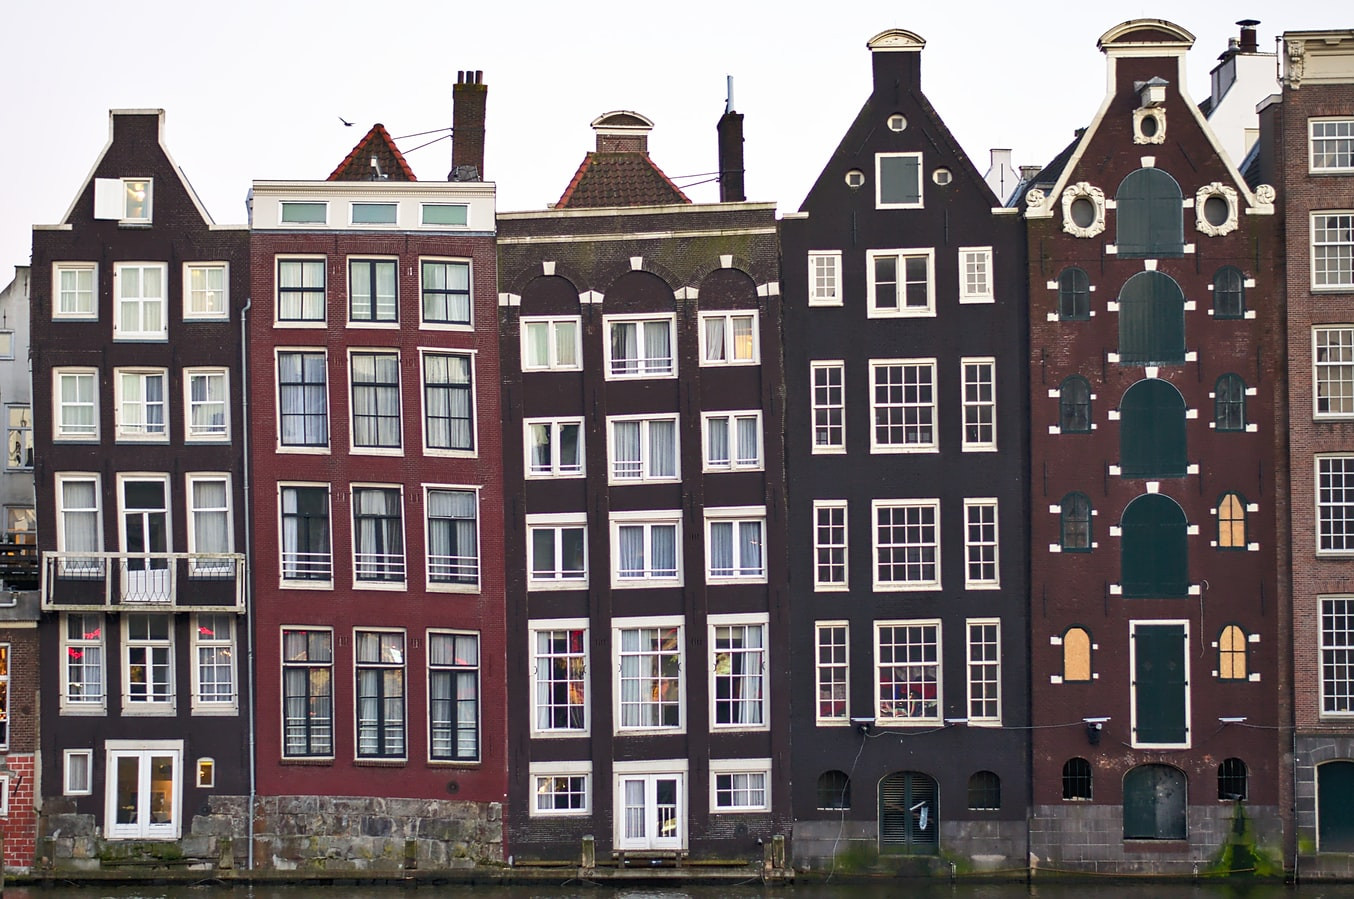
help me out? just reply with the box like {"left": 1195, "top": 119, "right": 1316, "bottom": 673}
{"left": 339, "top": 116, "right": 354, "bottom": 127}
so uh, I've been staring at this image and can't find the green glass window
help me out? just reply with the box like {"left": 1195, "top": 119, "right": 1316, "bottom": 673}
{"left": 1060, "top": 492, "right": 1091, "bottom": 552}
{"left": 1118, "top": 271, "right": 1186, "bottom": 365}
{"left": 1121, "top": 494, "right": 1189, "bottom": 598}
{"left": 1060, "top": 376, "right": 1092, "bottom": 433}
{"left": 1119, "top": 379, "right": 1187, "bottom": 477}
{"left": 1214, "top": 374, "right": 1246, "bottom": 431}
{"left": 1116, "top": 168, "right": 1184, "bottom": 258}
{"left": 1058, "top": 267, "right": 1090, "bottom": 320}
{"left": 1213, "top": 266, "right": 1245, "bottom": 319}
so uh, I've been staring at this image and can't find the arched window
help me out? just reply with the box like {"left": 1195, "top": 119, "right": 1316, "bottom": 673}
{"left": 1121, "top": 493, "right": 1189, "bottom": 598}
{"left": 1213, "top": 266, "right": 1245, "bottom": 319}
{"left": 1217, "top": 493, "right": 1246, "bottom": 549}
{"left": 1118, "top": 271, "right": 1186, "bottom": 366}
{"left": 1116, "top": 168, "right": 1184, "bottom": 258}
{"left": 1123, "top": 764, "right": 1187, "bottom": 839}
{"left": 1119, "top": 379, "right": 1187, "bottom": 477}
{"left": 1214, "top": 374, "right": 1246, "bottom": 431}
{"left": 967, "top": 771, "right": 1001, "bottom": 810}
{"left": 1063, "top": 627, "right": 1092, "bottom": 681}
{"left": 1059, "top": 267, "right": 1090, "bottom": 320}
{"left": 1219, "top": 625, "right": 1247, "bottom": 680}
{"left": 1059, "top": 377, "right": 1092, "bottom": 433}
{"left": 1060, "top": 492, "right": 1092, "bottom": 551}
{"left": 1063, "top": 757, "right": 1093, "bottom": 800}
{"left": 1218, "top": 758, "right": 1248, "bottom": 800}
{"left": 817, "top": 770, "right": 851, "bottom": 810}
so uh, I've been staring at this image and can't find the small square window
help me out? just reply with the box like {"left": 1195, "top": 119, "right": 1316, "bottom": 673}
{"left": 196, "top": 758, "right": 215, "bottom": 788}
{"left": 64, "top": 749, "right": 93, "bottom": 795}
{"left": 808, "top": 252, "right": 843, "bottom": 306}
{"left": 527, "top": 515, "right": 587, "bottom": 588}
{"left": 184, "top": 263, "right": 229, "bottom": 320}
{"left": 94, "top": 178, "right": 152, "bottom": 223}
{"left": 867, "top": 250, "right": 934, "bottom": 317}
{"left": 53, "top": 263, "right": 98, "bottom": 319}
{"left": 876, "top": 153, "right": 922, "bottom": 209}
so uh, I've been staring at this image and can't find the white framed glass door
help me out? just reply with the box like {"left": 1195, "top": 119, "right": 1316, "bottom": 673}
{"left": 615, "top": 772, "right": 684, "bottom": 851}
{"left": 120, "top": 477, "right": 171, "bottom": 602}
{"left": 104, "top": 741, "right": 182, "bottom": 839}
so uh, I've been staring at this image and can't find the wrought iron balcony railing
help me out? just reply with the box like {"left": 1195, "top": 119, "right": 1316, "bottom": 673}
{"left": 41, "top": 552, "right": 246, "bottom": 612}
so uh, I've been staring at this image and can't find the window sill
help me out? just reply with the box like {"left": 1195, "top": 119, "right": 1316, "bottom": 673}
{"left": 426, "top": 759, "right": 482, "bottom": 767}
{"left": 353, "top": 758, "right": 408, "bottom": 767}
{"left": 279, "top": 757, "right": 334, "bottom": 766}
{"left": 276, "top": 445, "right": 331, "bottom": 455}
{"left": 279, "top": 580, "right": 335, "bottom": 591}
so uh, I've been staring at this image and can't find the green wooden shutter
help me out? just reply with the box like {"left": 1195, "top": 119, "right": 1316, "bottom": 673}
{"left": 1121, "top": 494, "right": 1189, "bottom": 598}
{"left": 1119, "top": 379, "right": 1187, "bottom": 477}
{"left": 1117, "top": 168, "right": 1184, "bottom": 258}
{"left": 878, "top": 772, "right": 938, "bottom": 853}
{"left": 1133, "top": 625, "right": 1188, "bottom": 744}
{"left": 1320, "top": 762, "right": 1354, "bottom": 851}
{"left": 1118, "top": 272, "right": 1185, "bottom": 365}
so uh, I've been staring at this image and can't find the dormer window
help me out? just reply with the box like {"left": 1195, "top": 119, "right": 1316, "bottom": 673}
{"left": 93, "top": 177, "right": 153, "bottom": 224}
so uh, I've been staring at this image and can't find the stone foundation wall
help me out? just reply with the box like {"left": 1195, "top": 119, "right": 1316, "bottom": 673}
{"left": 791, "top": 817, "right": 1027, "bottom": 875}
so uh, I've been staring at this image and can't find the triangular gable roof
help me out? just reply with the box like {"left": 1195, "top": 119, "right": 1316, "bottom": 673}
{"left": 555, "top": 152, "right": 690, "bottom": 209}
{"left": 327, "top": 124, "right": 417, "bottom": 182}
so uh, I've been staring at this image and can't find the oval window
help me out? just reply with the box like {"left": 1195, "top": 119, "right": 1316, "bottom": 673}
{"left": 1204, "top": 195, "right": 1230, "bottom": 227}
{"left": 1140, "top": 115, "right": 1159, "bottom": 138}
{"left": 1070, "top": 197, "right": 1096, "bottom": 229}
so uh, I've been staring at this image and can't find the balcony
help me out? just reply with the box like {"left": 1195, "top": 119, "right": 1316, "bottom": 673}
{"left": 0, "top": 530, "right": 39, "bottom": 591}
{"left": 41, "top": 552, "right": 245, "bottom": 612}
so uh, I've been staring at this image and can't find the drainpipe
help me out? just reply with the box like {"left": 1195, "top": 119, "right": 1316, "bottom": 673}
{"left": 240, "top": 296, "right": 256, "bottom": 872}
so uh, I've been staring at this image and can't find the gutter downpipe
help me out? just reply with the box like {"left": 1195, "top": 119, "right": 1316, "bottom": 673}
{"left": 240, "top": 296, "right": 256, "bottom": 873}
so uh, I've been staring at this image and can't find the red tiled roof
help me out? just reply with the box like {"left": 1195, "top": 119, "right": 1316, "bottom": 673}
{"left": 555, "top": 152, "right": 690, "bottom": 209}
{"left": 327, "top": 124, "right": 417, "bottom": 182}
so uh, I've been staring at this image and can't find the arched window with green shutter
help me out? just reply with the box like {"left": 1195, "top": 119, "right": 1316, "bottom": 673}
{"left": 1121, "top": 493, "right": 1189, "bottom": 598}
{"left": 1116, "top": 168, "right": 1184, "bottom": 258}
{"left": 1213, "top": 266, "right": 1245, "bottom": 319}
{"left": 1118, "top": 271, "right": 1186, "bottom": 365}
{"left": 1119, "top": 379, "right": 1187, "bottom": 477}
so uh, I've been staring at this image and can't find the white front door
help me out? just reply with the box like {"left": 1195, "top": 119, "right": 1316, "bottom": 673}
{"left": 616, "top": 772, "right": 684, "bottom": 850}
{"left": 104, "top": 741, "right": 182, "bottom": 839}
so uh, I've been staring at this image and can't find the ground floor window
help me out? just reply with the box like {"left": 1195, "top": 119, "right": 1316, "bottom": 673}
{"left": 104, "top": 740, "right": 182, "bottom": 839}
{"left": 614, "top": 764, "right": 685, "bottom": 851}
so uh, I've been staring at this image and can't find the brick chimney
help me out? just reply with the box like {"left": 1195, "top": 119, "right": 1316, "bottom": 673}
{"left": 450, "top": 70, "right": 487, "bottom": 182}
{"left": 717, "top": 77, "right": 745, "bottom": 203}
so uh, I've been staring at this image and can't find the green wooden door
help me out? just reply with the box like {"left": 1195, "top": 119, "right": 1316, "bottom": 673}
{"left": 879, "top": 772, "right": 939, "bottom": 853}
{"left": 1319, "top": 762, "right": 1354, "bottom": 852}
{"left": 1133, "top": 624, "right": 1188, "bottom": 744}
{"left": 1119, "top": 378, "right": 1186, "bottom": 477}
{"left": 1121, "top": 494, "right": 1189, "bottom": 598}
{"left": 1123, "top": 764, "right": 1187, "bottom": 839}
{"left": 1116, "top": 168, "right": 1184, "bottom": 258}
{"left": 1118, "top": 271, "right": 1186, "bottom": 366}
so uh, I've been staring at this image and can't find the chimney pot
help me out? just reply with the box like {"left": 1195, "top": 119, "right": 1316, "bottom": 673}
{"left": 450, "top": 72, "right": 488, "bottom": 181}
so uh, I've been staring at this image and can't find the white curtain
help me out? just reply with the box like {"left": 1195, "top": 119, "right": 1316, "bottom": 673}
{"left": 707, "top": 418, "right": 729, "bottom": 466}
{"left": 428, "top": 490, "right": 476, "bottom": 581}
{"left": 739, "top": 521, "right": 763, "bottom": 576}
{"left": 620, "top": 629, "right": 647, "bottom": 726}
{"left": 526, "top": 322, "right": 550, "bottom": 367}
{"left": 62, "top": 374, "right": 95, "bottom": 434}
{"left": 624, "top": 779, "right": 646, "bottom": 839}
{"left": 354, "top": 489, "right": 401, "bottom": 577}
{"left": 425, "top": 355, "right": 472, "bottom": 450}
{"left": 651, "top": 525, "right": 677, "bottom": 577}
{"left": 736, "top": 416, "right": 759, "bottom": 465}
{"left": 649, "top": 420, "right": 675, "bottom": 477}
{"left": 709, "top": 522, "right": 733, "bottom": 576}
{"left": 192, "top": 479, "right": 229, "bottom": 571}
{"left": 190, "top": 374, "right": 225, "bottom": 435}
{"left": 613, "top": 421, "right": 641, "bottom": 478}
{"left": 704, "top": 317, "right": 725, "bottom": 361}
{"left": 618, "top": 526, "right": 643, "bottom": 577}
{"left": 739, "top": 627, "right": 764, "bottom": 723}
{"left": 375, "top": 262, "right": 396, "bottom": 320}
{"left": 555, "top": 321, "right": 578, "bottom": 367}
{"left": 644, "top": 321, "right": 670, "bottom": 371}
{"left": 612, "top": 322, "right": 638, "bottom": 373}
{"left": 529, "top": 424, "right": 551, "bottom": 474}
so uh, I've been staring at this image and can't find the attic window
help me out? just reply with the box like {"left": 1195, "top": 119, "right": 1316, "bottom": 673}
{"left": 887, "top": 114, "right": 907, "bottom": 132}
{"left": 933, "top": 168, "right": 953, "bottom": 186}
{"left": 1133, "top": 108, "right": 1167, "bottom": 145}
{"left": 844, "top": 170, "right": 865, "bottom": 190}
{"left": 352, "top": 203, "right": 397, "bottom": 225}
{"left": 93, "top": 177, "right": 153, "bottom": 223}
{"left": 281, "top": 202, "right": 327, "bottom": 225}
{"left": 422, "top": 204, "right": 469, "bottom": 227}
{"left": 876, "top": 153, "right": 922, "bottom": 209}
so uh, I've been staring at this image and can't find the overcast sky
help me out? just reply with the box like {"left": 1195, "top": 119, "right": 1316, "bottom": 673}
{"left": 1, "top": 0, "right": 1343, "bottom": 286}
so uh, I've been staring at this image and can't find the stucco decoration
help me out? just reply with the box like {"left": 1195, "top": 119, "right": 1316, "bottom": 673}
{"left": 1061, "top": 182, "right": 1107, "bottom": 238}
{"left": 1287, "top": 39, "right": 1305, "bottom": 88}
{"left": 1254, "top": 184, "right": 1276, "bottom": 212}
{"left": 1132, "top": 108, "right": 1167, "bottom": 145}
{"left": 1194, "top": 182, "right": 1239, "bottom": 237}
{"left": 1025, "top": 188, "right": 1045, "bottom": 208}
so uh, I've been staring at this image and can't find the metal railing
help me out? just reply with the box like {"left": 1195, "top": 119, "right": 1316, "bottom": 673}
{"left": 41, "top": 551, "right": 246, "bottom": 612}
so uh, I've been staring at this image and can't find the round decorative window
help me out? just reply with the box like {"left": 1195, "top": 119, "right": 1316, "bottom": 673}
{"left": 844, "top": 169, "right": 865, "bottom": 189}
{"left": 1140, "top": 115, "right": 1158, "bottom": 138}
{"left": 887, "top": 114, "right": 907, "bottom": 132}
{"left": 1203, "top": 195, "right": 1229, "bottom": 227}
{"left": 1060, "top": 182, "right": 1107, "bottom": 238}
{"left": 1194, "top": 182, "right": 1239, "bottom": 237}
{"left": 1069, "top": 197, "right": 1096, "bottom": 229}
{"left": 933, "top": 168, "right": 952, "bottom": 186}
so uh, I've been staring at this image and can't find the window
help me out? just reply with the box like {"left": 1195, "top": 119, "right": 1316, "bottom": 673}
{"left": 1062, "top": 758, "right": 1092, "bottom": 800}
{"left": 1115, "top": 167, "right": 1184, "bottom": 258}
{"left": 192, "top": 613, "right": 236, "bottom": 709}
{"left": 1060, "top": 492, "right": 1092, "bottom": 552}
{"left": 103, "top": 743, "right": 182, "bottom": 841}
{"left": 867, "top": 249, "right": 934, "bottom": 316}
{"left": 277, "top": 351, "right": 328, "bottom": 447}
{"left": 54, "top": 262, "right": 97, "bottom": 318}
{"left": 963, "top": 500, "right": 999, "bottom": 588}
{"left": 1319, "top": 456, "right": 1354, "bottom": 554}
{"left": 532, "top": 623, "right": 588, "bottom": 734}
{"left": 54, "top": 369, "right": 98, "bottom": 441}
{"left": 870, "top": 359, "right": 936, "bottom": 452}
{"left": 185, "top": 369, "right": 228, "bottom": 440}
{"left": 1314, "top": 213, "right": 1354, "bottom": 289}
{"left": 615, "top": 621, "right": 682, "bottom": 731}
{"left": 114, "top": 369, "right": 167, "bottom": 440}
{"left": 1119, "top": 378, "right": 1187, "bottom": 477}
{"left": 1059, "top": 376, "right": 1092, "bottom": 433}
{"left": 710, "top": 617, "right": 766, "bottom": 728}
{"left": 113, "top": 263, "right": 167, "bottom": 340}
{"left": 1213, "top": 266, "right": 1245, "bottom": 319}
{"left": 351, "top": 203, "right": 396, "bottom": 225}
{"left": 352, "top": 486, "right": 404, "bottom": 583}
{"left": 350, "top": 352, "right": 401, "bottom": 450}
{"left": 521, "top": 317, "right": 581, "bottom": 370}
{"left": 606, "top": 315, "right": 675, "bottom": 378}
{"left": 614, "top": 766, "right": 686, "bottom": 851}
{"left": 1130, "top": 622, "right": 1189, "bottom": 747}
{"left": 1214, "top": 374, "right": 1247, "bottom": 431}
{"left": 119, "top": 476, "right": 169, "bottom": 599}
{"left": 355, "top": 630, "right": 405, "bottom": 758}
{"left": 700, "top": 312, "right": 759, "bottom": 365}
{"left": 702, "top": 412, "right": 761, "bottom": 472}
{"left": 811, "top": 362, "right": 845, "bottom": 452}
{"left": 428, "top": 631, "right": 479, "bottom": 761}
{"left": 197, "top": 758, "right": 215, "bottom": 788}
{"left": 1218, "top": 758, "right": 1248, "bottom": 800}
{"left": 612, "top": 513, "right": 681, "bottom": 586}
{"left": 813, "top": 501, "right": 848, "bottom": 590}
{"left": 875, "top": 152, "right": 922, "bottom": 208}
{"left": 527, "top": 515, "right": 587, "bottom": 587}
{"left": 1063, "top": 627, "right": 1092, "bottom": 682}
{"left": 280, "top": 485, "right": 331, "bottom": 582}
{"left": 816, "top": 622, "right": 848, "bottom": 723}
{"left": 1316, "top": 327, "right": 1354, "bottom": 417}
{"left": 526, "top": 418, "right": 584, "bottom": 478}
{"left": 425, "top": 488, "right": 479, "bottom": 587}
{"left": 348, "top": 259, "right": 397, "bottom": 323}
{"left": 423, "top": 352, "right": 474, "bottom": 452}
{"left": 876, "top": 620, "right": 940, "bottom": 723}
{"left": 959, "top": 247, "right": 994, "bottom": 303}
{"left": 711, "top": 761, "right": 770, "bottom": 812}
{"left": 184, "top": 263, "right": 227, "bottom": 320}
{"left": 873, "top": 499, "right": 940, "bottom": 590}
{"left": 1058, "top": 267, "right": 1090, "bottom": 320}
{"left": 422, "top": 204, "right": 468, "bottom": 227}
{"left": 64, "top": 749, "right": 94, "bottom": 795}
{"left": 56, "top": 475, "right": 102, "bottom": 576}
{"left": 961, "top": 358, "right": 996, "bottom": 450}
{"left": 966, "top": 620, "right": 1000, "bottom": 723}
{"left": 277, "top": 259, "right": 326, "bottom": 323}
{"left": 1219, "top": 624, "right": 1247, "bottom": 681}
{"left": 530, "top": 762, "right": 591, "bottom": 815}
{"left": 282, "top": 629, "right": 333, "bottom": 757}
{"left": 187, "top": 475, "right": 232, "bottom": 574}
{"left": 0, "top": 330, "right": 12, "bottom": 360}
{"left": 967, "top": 771, "right": 1001, "bottom": 810}
{"left": 1217, "top": 493, "right": 1246, "bottom": 549}
{"left": 1312, "top": 119, "right": 1354, "bottom": 172}
{"left": 1121, "top": 494, "right": 1189, "bottom": 598}
{"left": 808, "top": 252, "right": 842, "bottom": 306}
{"left": 1326, "top": 597, "right": 1354, "bottom": 715}
{"left": 280, "top": 202, "right": 326, "bottom": 224}
{"left": 6, "top": 406, "right": 31, "bottom": 469}
{"left": 817, "top": 771, "right": 851, "bottom": 809}
{"left": 63, "top": 613, "right": 105, "bottom": 708}
{"left": 94, "top": 177, "right": 152, "bottom": 223}
{"left": 610, "top": 415, "right": 678, "bottom": 482}
{"left": 705, "top": 508, "right": 766, "bottom": 582}
{"left": 123, "top": 614, "right": 173, "bottom": 711}
{"left": 420, "top": 260, "right": 471, "bottom": 325}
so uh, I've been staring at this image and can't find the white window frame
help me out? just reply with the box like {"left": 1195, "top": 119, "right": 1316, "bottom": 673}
{"left": 958, "top": 247, "right": 995, "bottom": 303}
{"left": 875, "top": 151, "right": 923, "bottom": 209}
{"left": 121, "top": 613, "right": 175, "bottom": 715}
{"left": 197, "top": 758, "right": 215, "bottom": 788}
{"left": 698, "top": 311, "right": 760, "bottom": 366}
{"left": 867, "top": 249, "right": 935, "bottom": 317}
{"left": 278, "top": 482, "right": 333, "bottom": 587}
{"left": 186, "top": 472, "right": 233, "bottom": 576}
{"left": 613, "top": 760, "right": 688, "bottom": 851}
{"left": 529, "top": 618, "right": 590, "bottom": 737}
{"left": 1322, "top": 595, "right": 1354, "bottom": 717}
{"left": 603, "top": 313, "right": 677, "bottom": 380}
{"left": 608, "top": 414, "right": 680, "bottom": 483}
{"left": 526, "top": 513, "right": 588, "bottom": 590}
{"left": 613, "top": 616, "right": 685, "bottom": 734}
{"left": 1313, "top": 212, "right": 1354, "bottom": 290}
{"left": 528, "top": 761, "right": 592, "bottom": 816}
{"left": 813, "top": 500, "right": 849, "bottom": 591}
{"left": 1311, "top": 118, "right": 1354, "bottom": 173}
{"left": 275, "top": 256, "right": 328, "bottom": 325}
{"left": 420, "top": 349, "right": 477, "bottom": 457}
{"left": 525, "top": 417, "right": 585, "bottom": 479}
{"left": 709, "top": 758, "right": 772, "bottom": 812}
{"left": 811, "top": 361, "right": 845, "bottom": 454}
{"left": 1318, "top": 454, "right": 1354, "bottom": 555}
{"left": 961, "top": 357, "right": 997, "bottom": 451}
{"left": 963, "top": 498, "right": 1000, "bottom": 590}
{"left": 872, "top": 498, "right": 941, "bottom": 591}
{"left": 348, "top": 349, "right": 403, "bottom": 454}
{"left": 349, "top": 483, "right": 406, "bottom": 588}
{"left": 5, "top": 405, "right": 30, "bottom": 471}
{"left": 423, "top": 484, "right": 481, "bottom": 592}
{"left": 808, "top": 251, "right": 843, "bottom": 306}
{"left": 1128, "top": 619, "right": 1192, "bottom": 750}
{"left": 55, "top": 473, "right": 103, "bottom": 579}
{"left": 1315, "top": 327, "right": 1354, "bottom": 419}
{"left": 610, "top": 510, "right": 683, "bottom": 588}
{"left": 61, "top": 612, "right": 106, "bottom": 714}
{"left": 701, "top": 411, "right": 762, "bottom": 472}
{"left": 874, "top": 618, "right": 942, "bottom": 725}
{"left": 102, "top": 740, "right": 183, "bottom": 841}
{"left": 94, "top": 177, "right": 153, "bottom": 223}
{"left": 966, "top": 618, "right": 1001, "bottom": 725}
{"left": 275, "top": 348, "right": 330, "bottom": 452}
{"left": 815, "top": 620, "right": 849, "bottom": 725}
{"left": 114, "top": 367, "right": 169, "bottom": 442}
{"left": 708, "top": 613, "right": 769, "bottom": 731}
{"left": 521, "top": 316, "right": 582, "bottom": 371}
{"left": 53, "top": 368, "right": 99, "bottom": 442}
{"left": 112, "top": 262, "right": 168, "bottom": 340}
{"left": 183, "top": 262, "right": 229, "bottom": 321}
{"left": 191, "top": 613, "right": 237, "bottom": 714}
{"left": 63, "top": 748, "right": 94, "bottom": 795}
{"left": 184, "top": 368, "right": 230, "bottom": 442}
{"left": 870, "top": 358, "right": 938, "bottom": 453}
{"left": 53, "top": 262, "right": 98, "bottom": 320}
{"left": 704, "top": 506, "right": 767, "bottom": 583}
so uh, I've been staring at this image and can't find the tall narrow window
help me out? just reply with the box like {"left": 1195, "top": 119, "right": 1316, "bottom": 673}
{"left": 355, "top": 630, "right": 405, "bottom": 758}
{"left": 959, "top": 248, "right": 994, "bottom": 303}
{"left": 1063, "top": 627, "right": 1092, "bottom": 681}
{"left": 1119, "top": 378, "right": 1187, "bottom": 477}
{"left": 813, "top": 501, "right": 848, "bottom": 590}
{"left": 187, "top": 475, "right": 232, "bottom": 574}
{"left": 352, "top": 487, "right": 404, "bottom": 583}
{"left": 1316, "top": 327, "right": 1354, "bottom": 417}
{"left": 1219, "top": 625, "right": 1247, "bottom": 681}
{"left": 420, "top": 260, "right": 472, "bottom": 325}
{"left": 350, "top": 352, "right": 401, "bottom": 449}
{"left": 811, "top": 362, "right": 845, "bottom": 452}
{"left": 616, "top": 623, "right": 682, "bottom": 730}
{"left": 1214, "top": 374, "right": 1247, "bottom": 431}
{"left": 193, "top": 613, "right": 236, "bottom": 708}
{"left": 6, "top": 406, "right": 32, "bottom": 469}
{"left": 185, "top": 370, "right": 229, "bottom": 441}
{"left": 1059, "top": 376, "right": 1092, "bottom": 433}
{"left": 114, "top": 263, "right": 168, "bottom": 339}
{"left": 532, "top": 625, "right": 587, "bottom": 733}
{"left": 961, "top": 358, "right": 996, "bottom": 450}
{"left": 429, "top": 631, "right": 479, "bottom": 761}
{"left": 966, "top": 620, "right": 1000, "bottom": 723}
{"left": 816, "top": 622, "right": 848, "bottom": 723}
{"left": 63, "top": 613, "right": 105, "bottom": 706}
{"left": 277, "top": 351, "right": 328, "bottom": 447}
{"left": 1063, "top": 758, "right": 1093, "bottom": 800}
{"left": 1130, "top": 624, "right": 1189, "bottom": 747}
{"left": 1213, "top": 266, "right": 1245, "bottom": 319}
{"left": 124, "top": 613, "right": 173, "bottom": 708}
{"left": 1218, "top": 758, "right": 1248, "bottom": 800}
{"left": 348, "top": 259, "right": 397, "bottom": 322}
{"left": 426, "top": 488, "right": 478, "bottom": 586}
{"left": 1322, "top": 596, "right": 1354, "bottom": 715}
{"left": 277, "top": 259, "right": 326, "bottom": 323}
{"left": 280, "top": 486, "right": 331, "bottom": 582}
{"left": 808, "top": 252, "right": 842, "bottom": 306}
{"left": 1318, "top": 456, "right": 1354, "bottom": 554}
{"left": 963, "top": 500, "right": 999, "bottom": 588}
{"left": 57, "top": 475, "right": 102, "bottom": 576}
{"left": 1060, "top": 492, "right": 1092, "bottom": 551}
{"left": 423, "top": 353, "right": 474, "bottom": 452}
{"left": 711, "top": 619, "right": 766, "bottom": 728}
{"left": 1217, "top": 493, "right": 1246, "bottom": 549}
{"left": 1116, "top": 167, "right": 1184, "bottom": 258}
{"left": 282, "top": 629, "right": 333, "bottom": 757}
{"left": 1058, "top": 267, "right": 1090, "bottom": 320}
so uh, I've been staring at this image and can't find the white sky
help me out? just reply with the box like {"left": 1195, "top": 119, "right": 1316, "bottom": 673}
{"left": 0, "top": 0, "right": 1342, "bottom": 287}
